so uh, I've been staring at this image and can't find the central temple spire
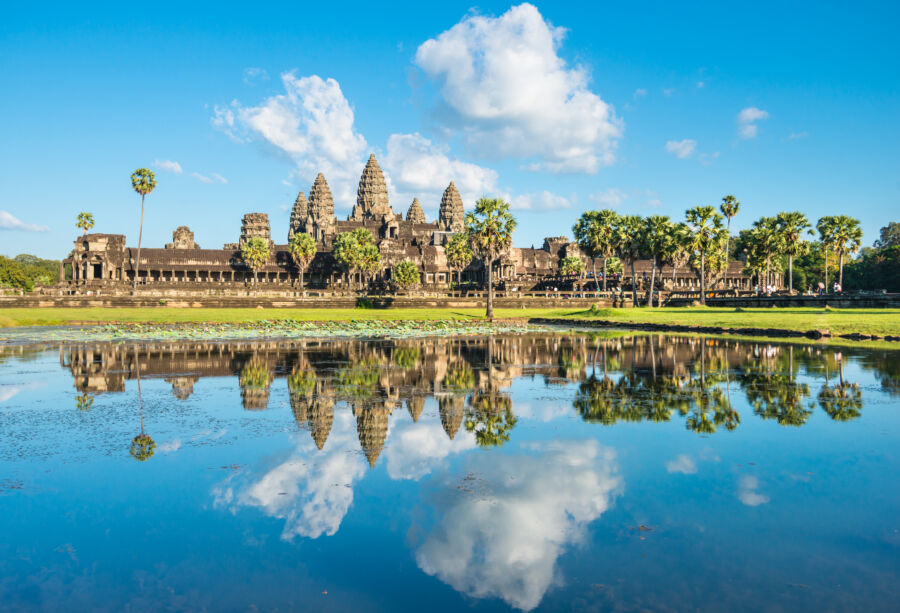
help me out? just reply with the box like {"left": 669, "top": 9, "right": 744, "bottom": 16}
{"left": 351, "top": 153, "right": 393, "bottom": 221}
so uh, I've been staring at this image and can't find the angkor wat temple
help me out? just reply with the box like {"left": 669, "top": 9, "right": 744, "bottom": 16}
{"left": 63, "top": 153, "right": 750, "bottom": 290}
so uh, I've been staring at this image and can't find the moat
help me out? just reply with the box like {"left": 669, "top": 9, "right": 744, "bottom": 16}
{"left": 0, "top": 332, "right": 897, "bottom": 611}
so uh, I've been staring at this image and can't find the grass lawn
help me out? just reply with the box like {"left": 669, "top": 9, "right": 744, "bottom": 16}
{"left": 1, "top": 306, "right": 898, "bottom": 338}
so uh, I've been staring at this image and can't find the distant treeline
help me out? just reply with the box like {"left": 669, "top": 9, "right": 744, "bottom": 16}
{"left": 0, "top": 254, "right": 62, "bottom": 291}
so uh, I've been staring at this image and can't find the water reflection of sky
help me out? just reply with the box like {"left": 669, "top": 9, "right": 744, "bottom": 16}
{"left": 0, "top": 335, "right": 898, "bottom": 611}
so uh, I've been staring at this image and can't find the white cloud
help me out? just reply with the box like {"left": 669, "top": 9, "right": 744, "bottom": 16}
{"left": 191, "top": 172, "right": 213, "bottom": 184}
{"left": 699, "top": 151, "right": 721, "bottom": 166}
{"left": 788, "top": 131, "right": 808, "bottom": 140}
{"left": 158, "top": 439, "right": 182, "bottom": 453}
{"left": 414, "top": 3, "right": 623, "bottom": 173}
{"left": 510, "top": 190, "right": 572, "bottom": 211}
{"left": 384, "top": 133, "right": 498, "bottom": 208}
{"left": 154, "top": 159, "right": 183, "bottom": 174}
{"left": 737, "top": 475, "right": 770, "bottom": 506}
{"left": 666, "top": 454, "right": 697, "bottom": 474}
{"left": 212, "top": 73, "right": 368, "bottom": 205}
{"left": 0, "top": 211, "right": 49, "bottom": 232}
{"left": 696, "top": 80, "right": 705, "bottom": 89}
{"left": 0, "top": 382, "right": 45, "bottom": 403}
{"left": 663, "top": 87, "right": 676, "bottom": 97}
{"left": 384, "top": 416, "right": 476, "bottom": 481}
{"left": 243, "top": 67, "right": 269, "bottom": 85}
{"left": 665, "top": 139, "right": 697, "bottom": 159}
{"left": 737, "top": 107, "right": 769, "bottom": 139}
{"left": 416, "top": 440, "right": 623, "bottom": 611}
{"left": 211, "top": 173, "right": 228, "bottom": 184}
{"left": 589, "top": 188, "right": 627, "bottom": 207}
{"left": 645, "top": 198, "right": 663, "bottom": 208}
{"left": 633, "top": 88, "right": 648, "bottom": 99}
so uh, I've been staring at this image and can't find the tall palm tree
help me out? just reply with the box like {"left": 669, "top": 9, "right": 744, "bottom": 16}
{"left": 685, "top": 206, "right": 726, "bottom": 305}
{"left": 816, "top": 216, "right": 835, "bottom": 289}
{"left": 465, "top": 197, "right": 517, "bottom": 319}
{"left": 76, "top": 212, "right": 94, "bottom": 235}
{"left": 573, "top": 209, "right": 619, "bottom": 291}
{"left": 444, "top": 232, "right": 474, "bottom": 288}
{"left": 615, "top": 215, "right": 645, "bottom": 306}
{"left": 130, "top": 168, "right": 157, "bottom": 289}
{"left": 750, "top": 216, "right": 784, "bottom": 288}
{"left": 643, "top": 215, "right": 674, "bottom": 307}
{"left": 720, "top": 195, "right": 740, "bottom": 258}
{"left": 288, "top": 232, "right": 316, "bottom": 290}
{"left": 776, "top": 211, "right": 811, "bottom": 293}
{"left": 827, "top": 215, "right": 863, "bottom": 286}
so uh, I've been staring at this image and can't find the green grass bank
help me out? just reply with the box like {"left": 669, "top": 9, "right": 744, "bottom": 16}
{"left": 1, "top": 306, "right": 899, "bottom": 338}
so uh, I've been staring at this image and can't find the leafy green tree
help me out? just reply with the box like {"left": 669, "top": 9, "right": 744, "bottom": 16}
{"left": 776, "top": 211, "right": 811, "bottom": 292}
{"left": 720, "top": 195, "right": 740, "bottom": 258}
{"left": 823, "top": 215, "right": 863, "bottom": 286}
{"left": 465, "top": 197, "right": 517, "bottom": 319}
{"left": 240, "top": 237, "right": 270, "bottom": 285}
{"left": 357, "top": 242, "right": 381, "bottom": 290}
{"left": 0, "top": 256, "right": 33, "bottom": 291}
{"left": 288, "top": 232, "right": 316, "bottom": 289}
{"left": 333, "top": 228, "right": 378, "bottom": 291}
{"left": 392, "top": 259, "right": 420, "bottom": 291}
{"left": 573, "top": 209, "right": 619, "bottom": 290}
{"left": 643, "top": 215, "right": 675, "bottom": 307}
{"left": 874, "top": 222, "right": 900, "bottom": 249}
{"left": 444, "top": 232, "right": 474, "bottom": 287}
{"left": 130, "top": 168, "right": 157, "bottom": 288}
{"left": 684, "top": 206, "right": 727, "bottom": 304}
{"left": 614, "top": 215, "right": 644, "bottom": 306}
{"left": 76, "top": 212, "right": 95, "bottom": 235}
{"left": 559, "top": 255, "right": 583, "bottom": 279}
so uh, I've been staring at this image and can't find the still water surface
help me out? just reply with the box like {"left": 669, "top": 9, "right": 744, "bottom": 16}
{"left": 0, "top": 332, "right": 898, "bottom": 611}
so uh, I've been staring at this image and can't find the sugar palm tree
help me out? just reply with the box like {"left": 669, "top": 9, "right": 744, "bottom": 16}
{"left": 288, "top": 232, "right": 316, "bottom": 290}
{"left": 130, "top": 168, "right": 157, "bottom": 288}
{"left": 76, "top": 212, "right": 94, "bottom": 235}
{"left": 573, "top": 209, "right": 619, "bottom": 291}
{"left": 643, "top": 215, "right": 674, "bottom": 307}
{"left": 776, "top": 211, "right": 811, "bottom": 293}
{"left": 444, "top": 232, "right": 474, "bottom": 288}
{"left": 615, "top": 215, "right": 645, "bottom": 306}
{"left": 684, "top": 206, "right": 726, "bottom": 304}
{"left": 750, "top": 216, "right": 784, "bottom": 288}
{"left": 826, "top": 215, "right": 863, "bottom": 286}
{"left": 720, "top": 195, "right": 740, "bottom": 258}
{"left": 241, "top": 237, "right": 270, "bottom": 285}
{"left": 465, "top": 197, "right": 517, "bottom": 319}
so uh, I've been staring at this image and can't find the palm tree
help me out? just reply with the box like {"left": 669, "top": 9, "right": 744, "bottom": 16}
{"left": 288, "top": 232, "right": 316, "bottom": 290}
{"left": 444, "top": 232, "right": 474, "bottom": 288}
{"left": 76, "top": 212, "right": 95, "bottom": 235}
{"left": 684, "top": 206, "right": 726, "bottom": 305}
{"left": 130, "top": 168, "right": 157, "bottom": 289}
{"left": 827, "top": 215, "right": 863, "bottom": 287}
{"left": 465, "top": 197, "right": 517, "bottom": 319}
{"left": 776, "top": 211, "right": 811, "bottom": 293}
{"left": 573, "top": 209, "right": 619, "bottom": 291}
{"left": 720, "top": 195, "right": 740, "bottom": 258}
{"left": 816, "top": 217, "right": 835, "bottom": 289}
{"left": 643, "top": 215, "right": 674, "bottom": 307}
{"left": 241, "top": 237, "right": 270, "bottom": 285}
{"left": 615, "top": 215, "right": 644, "bottom": 306}
{"left": 750, "top": 216, "right": 783, "bottom": 288}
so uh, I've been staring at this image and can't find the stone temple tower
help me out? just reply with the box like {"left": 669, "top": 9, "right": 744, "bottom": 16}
{"left": 351, "top": 154, "right": 393, "bottom": 221}
{"left": 239, "top": 213, "right": 273, "bottom": 249}
{"left": 406, "top": 198, "right": 426, "bottom": 224}
{"left": 307, "top": 173, "right": 335, "bottom": 241}
{"left": 439, "top": 182, "right": 465, "bottom": 233}
{"left": 288, "top": 191, "right": 308, "bottom": 240}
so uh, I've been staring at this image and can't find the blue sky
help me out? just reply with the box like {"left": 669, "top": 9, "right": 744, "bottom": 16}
{"left": 1, "top": 1, "right": 897, "bottom": 258}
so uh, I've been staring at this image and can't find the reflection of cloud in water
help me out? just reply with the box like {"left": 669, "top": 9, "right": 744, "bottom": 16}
{"left": 213, "top": 411, "right": 368, "bottom": 539}
{"left": 666, "top": 454, "right": 698, "bottom": 474}
{"left": 0, "top": 382, "right": 45, "bottom": 403}
{"left": 511, "top": 400, "right": 572, "bottom": 422}
{"left": 416, "top": 440, "right": 623, "bottom": 611}
{"left": 385, "top": 412, "right": 476, "bottom": 481}
{"left": 737, "top": 475, "right": 770, "bottom": 506}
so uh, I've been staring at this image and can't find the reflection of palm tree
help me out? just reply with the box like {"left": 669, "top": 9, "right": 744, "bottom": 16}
{"left": 76, "top": 392, "right": 94, "bottom": 411}
{"left": 288, "top": 367, "right": 316, "bottom": 428}
{"left": 465, "top": 390, "right": 516, "bottom": 447}
{"left": 818, "top": 359, "right": 863, "bottom": 421}
{"left": 239, "top": 357, "right": 274, "bottom": 410}
{"left": 130, "top": 353, "right": 155, "bottom": 462}
{"left": 740, "top": 350, "right": 811, "bottom": 427}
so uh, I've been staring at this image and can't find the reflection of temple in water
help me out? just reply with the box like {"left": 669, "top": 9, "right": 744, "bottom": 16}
{"left": 54, "top": 332, "right": 875, "bottom": 464}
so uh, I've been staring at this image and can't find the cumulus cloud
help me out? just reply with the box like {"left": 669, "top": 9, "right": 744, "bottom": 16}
{"left": 416, "top": 440, "right": 623, "bottom": 611}
{"left": 154, "top": 159, "right": 183, "bottom": 174}
{"left": 212, "top": 73, "right": 368, "bottom": 204}
{"left": 737, "top": 475, "right": 770, "bottom": 506}
{"left": 666, "top": 454, "right": 698, "bottom": 474}
{"left": 0, "top": 211, "right": 49, "bottom": 232}
{"left": 511, "top": 190, "right": 572, "bottom": 211}
{"left": 665, "top": 139, "right": 697, "bottom": 159}
{"left": 384, "top": 133, "right": 498, "bottom": 208}
{"left": 589, "top": 188, "right": 627, "bottom": 207}
{"left": 414, "top": 3, "right": 623, "bottom": 173}
{"left": 385, "top": 415, "right": 476, "bottom": 481}
{"left": 737, "top": 107, "right": 769, "bottom": 139}
{"left": 213, "top": 411, "right": 368, "bottom": 539}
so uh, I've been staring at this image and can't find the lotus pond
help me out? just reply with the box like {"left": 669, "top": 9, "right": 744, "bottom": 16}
{"left": 0, "top": 331, "right": 897, "bottom": 611}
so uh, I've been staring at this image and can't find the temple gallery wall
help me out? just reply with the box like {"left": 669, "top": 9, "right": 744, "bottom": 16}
{"left": 63, "top": 154, "right": 752, "bottom": 291}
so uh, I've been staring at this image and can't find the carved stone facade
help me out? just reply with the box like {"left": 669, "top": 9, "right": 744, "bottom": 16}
{"left": 62, "top": 152, "right": 753, "bottom": 291}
